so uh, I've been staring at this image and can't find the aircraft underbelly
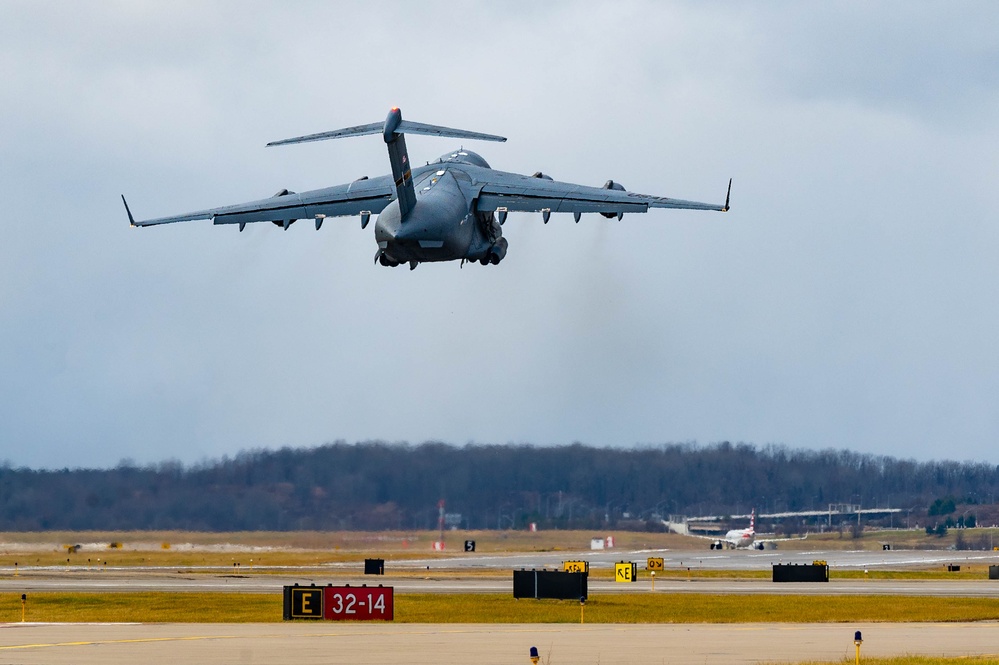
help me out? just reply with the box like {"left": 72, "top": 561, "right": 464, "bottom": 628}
{"left": 375, "top": 176, "right": 474, "bottom": 263}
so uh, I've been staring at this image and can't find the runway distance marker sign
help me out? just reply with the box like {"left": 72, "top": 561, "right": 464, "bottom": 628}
{"left": 323, "top": 585, "right": 394, "bottom": 621}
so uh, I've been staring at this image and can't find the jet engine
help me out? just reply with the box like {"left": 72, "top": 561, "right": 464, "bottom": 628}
{"left": 601, "top": 180, "right": 625, "bottom": 219}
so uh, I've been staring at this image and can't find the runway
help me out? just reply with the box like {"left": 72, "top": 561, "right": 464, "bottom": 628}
{"left": 2, "top": 549, "right": 999, "bottom": 663}
{"left": 3, "top": 573, "right": 999, "bottom": 597}
{"left": 2, "top": 622, "right": 998, "bottom": 665}
{"left": 2, "top": 547, "right": 998, "bottom": 597}
{"left": 394, "top": 547, "right": 999, "bottom": 572}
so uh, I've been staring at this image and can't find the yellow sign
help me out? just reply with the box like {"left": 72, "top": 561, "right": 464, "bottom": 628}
{"left": 563, "top": 560, "right": 588, "bottom": 573}
{"left": 615, "top": 561, "right": 637, "bottom": 582}
{"left": 647, "top": 557, "right": 664, "bottom": 571}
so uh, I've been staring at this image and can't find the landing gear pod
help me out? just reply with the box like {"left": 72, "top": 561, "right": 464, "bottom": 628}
{"left": 479, "top": 237, "right": 508, "bottom": 265}
{"left": 601, "top": 180, "right": 626, "bottom": 219}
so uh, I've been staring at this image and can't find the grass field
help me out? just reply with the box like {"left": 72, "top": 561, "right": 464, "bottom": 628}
{"left": 3, "top": 528, "right": 999, "bottom": 571}
{"left": 6, "top": 592, "right": 999, "bottom": 624}
{"left": 2, "top": 527, "right": 997, "bottom": 554}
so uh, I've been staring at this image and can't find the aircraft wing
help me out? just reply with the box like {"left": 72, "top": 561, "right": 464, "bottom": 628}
{"left": 124, "top": 175, "right": 395, "bottom": 228}
{"left": 756, "top": 533, "right": 809, "bottom": 544}
{"left": 473, "top": 170, "right": 730, "bottom": 217}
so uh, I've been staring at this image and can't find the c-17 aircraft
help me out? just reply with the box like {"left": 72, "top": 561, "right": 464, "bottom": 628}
{"left": 122, "top": 108, "right": 730, "bottom": 270}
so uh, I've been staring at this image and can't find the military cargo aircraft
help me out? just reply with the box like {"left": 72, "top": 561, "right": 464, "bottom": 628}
{"left": 122, "top": 108, "right": 730, "bottom": 269}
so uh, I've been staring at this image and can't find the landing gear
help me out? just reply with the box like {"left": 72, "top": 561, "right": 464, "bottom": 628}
{"left": 375, "top": 250, "right": 400, "bottom": 267}
{"left": 482, "top": 237, "right": 508, "bottom": 265}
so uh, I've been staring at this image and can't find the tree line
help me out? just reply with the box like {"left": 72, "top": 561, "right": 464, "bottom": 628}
{"left": 1, "top": 441, "right": 997, "bottom": 531}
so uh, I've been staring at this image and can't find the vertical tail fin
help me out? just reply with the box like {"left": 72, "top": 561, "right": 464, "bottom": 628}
{"left": 383, "top": 108, "right": 416, "bottom": 219}
{"left": 750, "top": 509, "right": 755, "bottom": 533}
{"left": 267, "top": 107, "right": 505, "bottom": 222}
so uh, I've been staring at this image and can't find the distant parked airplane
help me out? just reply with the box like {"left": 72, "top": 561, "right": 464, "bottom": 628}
{"left": 709, "top": 510, "right": 758, "bottom": 549}
{"left": 702, "top": 510, "right": 808, "bottom": 550}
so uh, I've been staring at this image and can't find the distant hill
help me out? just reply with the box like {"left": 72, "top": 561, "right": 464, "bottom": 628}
{"left": 1, "top": 441, "right": 996, "bottom": 531}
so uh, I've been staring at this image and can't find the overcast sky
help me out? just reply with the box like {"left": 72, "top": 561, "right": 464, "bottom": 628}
{"left": 1, "top": 2, "right": 997, "bottom": 469}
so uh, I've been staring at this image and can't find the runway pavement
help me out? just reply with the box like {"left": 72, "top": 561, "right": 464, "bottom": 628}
{"left": 2, "top": 548, "right": 998, "bottom": 596}
{"left": 395, "top": 547, "right": 999, "bottom": 572}
{"left": 2, "top": 549, "right": 999, "bottom": 663}
{"left": 3, "top": 573, "right": 999, "bottom": 597}
{"left": 2, "top": 622, "right": 998, "bottom": 665}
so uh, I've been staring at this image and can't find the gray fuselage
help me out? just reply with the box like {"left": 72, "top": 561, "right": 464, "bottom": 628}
{"left": 373, "top": 150, "right": 505, "bottom": 267}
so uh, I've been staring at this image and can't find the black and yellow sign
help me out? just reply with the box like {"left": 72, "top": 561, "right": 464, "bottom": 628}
{"left": 615, "top": 561, "right": 637, "bottom": 583}
{"left": 647, "top": 557, "right": 664, "bottom": 571}
{"left": 563, "top": 560, "right": 589, "bottom": 573}
{"left": 290, "top": 587, "right": 323, "bottom": 618}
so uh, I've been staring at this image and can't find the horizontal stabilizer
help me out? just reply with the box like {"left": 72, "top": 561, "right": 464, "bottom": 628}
{"left": 266, "top": 122, "right": 382, "bottom": 147}
{"left": 267, "top": 108, "right": 506, "bottom": 147}
{"left": 394, "top": 120, "right": 505, "bottom": 143}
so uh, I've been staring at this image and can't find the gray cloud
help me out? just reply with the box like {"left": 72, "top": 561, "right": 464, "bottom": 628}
{"left": 1, "top": 2, "right": 998, "bottom": 468}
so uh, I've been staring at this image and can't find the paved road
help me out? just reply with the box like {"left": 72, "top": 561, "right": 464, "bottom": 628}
{"left": 395, "top": 547, "right": 999, "bottom": 571}
{"left": 2, "top": 548, "right": 998, "bottom": 596}
{"left": 5, "top": 547, "right": 998, "bottom": 576}
{"left": 1, "top": 622, "right": 997, "bottom": 665}
{"left": 3, "top": 572, "right": 999, "bottom": 597}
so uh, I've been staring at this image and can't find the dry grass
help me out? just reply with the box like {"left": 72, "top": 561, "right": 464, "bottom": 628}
{"left": 2, "top": 528, "right": 998, "bottom": 571}
{"left": 0, "top": 529, "right": 686, "bottom": 552}
{"left": 5, "top": 592, "right": 999, "bottom": 624}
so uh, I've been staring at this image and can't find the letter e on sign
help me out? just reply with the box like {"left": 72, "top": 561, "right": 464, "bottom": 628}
{"left": 615, "top": 562, "right": 633, "bottom": 583}
{"left": 291, "top": 588, "right": 324, "bottom": 619}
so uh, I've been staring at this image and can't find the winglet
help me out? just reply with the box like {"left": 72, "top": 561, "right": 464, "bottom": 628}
{"left": 121, "top": 195, "right": 137, "bottom": 227}
{"left": 722, "top": 178, "right": 732, "bottom": 212}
